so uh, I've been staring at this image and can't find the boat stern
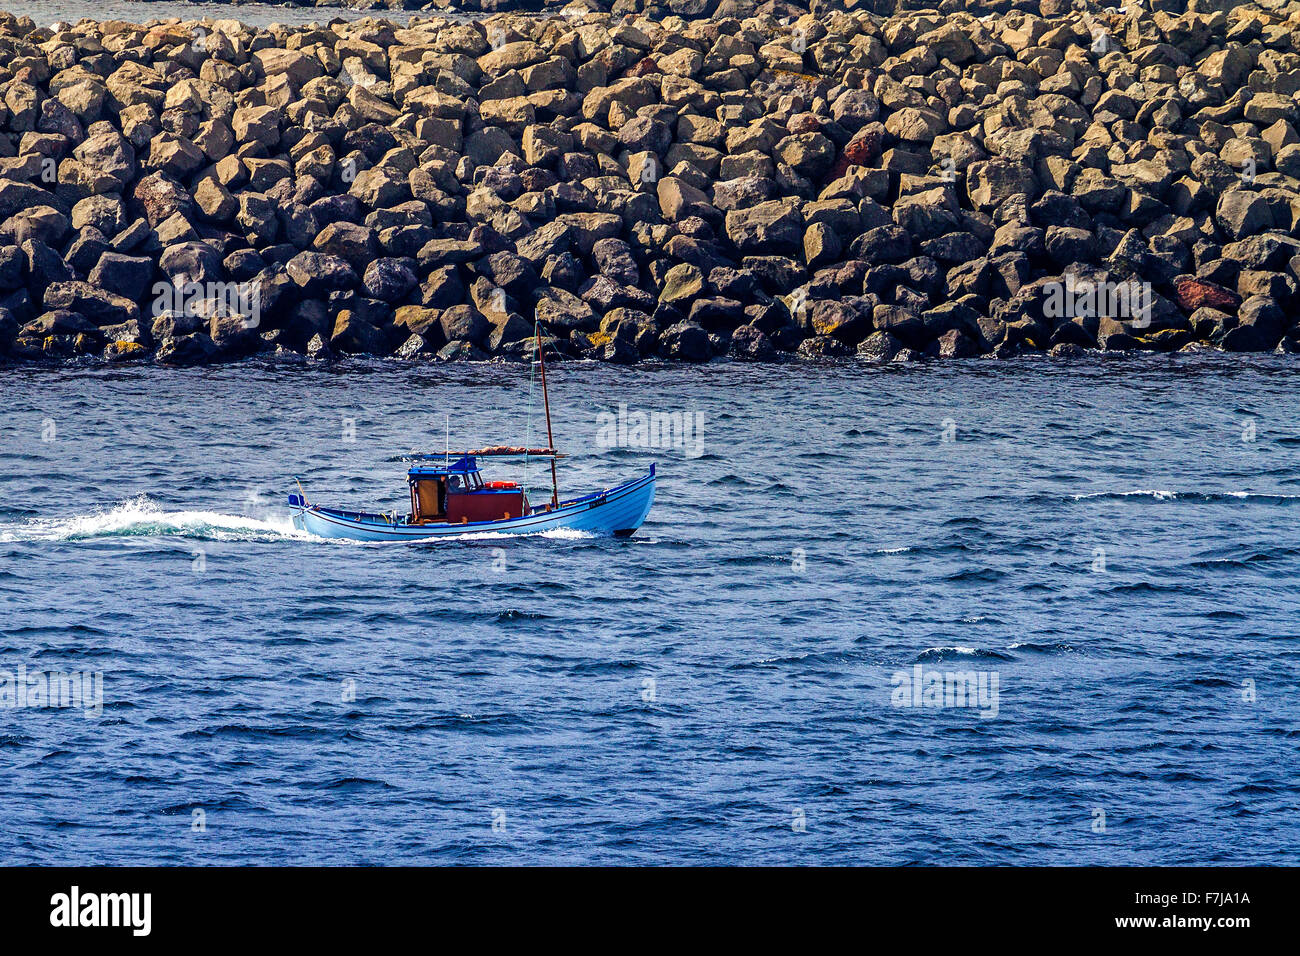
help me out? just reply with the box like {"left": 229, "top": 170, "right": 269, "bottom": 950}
{"left": 288, "top": 492, "right": 308, "bottom": 532}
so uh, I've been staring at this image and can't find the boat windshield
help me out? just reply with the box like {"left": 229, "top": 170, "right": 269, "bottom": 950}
{"left": 445, "top": 473, "right": 485, "bottom": 491}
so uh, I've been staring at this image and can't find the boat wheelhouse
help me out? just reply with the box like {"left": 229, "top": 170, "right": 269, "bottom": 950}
{"left": 407, "top": 455, "right": 530, "bottom": 524}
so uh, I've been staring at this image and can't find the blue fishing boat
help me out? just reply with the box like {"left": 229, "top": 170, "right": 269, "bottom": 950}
{"left": 288, "top": 329, "right": 656, "bottom": 541}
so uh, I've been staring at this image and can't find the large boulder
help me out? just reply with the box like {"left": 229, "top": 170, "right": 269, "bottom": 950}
{"left": 535, "top": 288, "right": 597, "bottom": 333}
{"left": 285, "top": 252, "right": 358, "bottom": 296}
{"left": 968, "top": 160, "right": 1039, "bottom": 210}
{"left": 363, "top": 258, "right": 418, "bottom": 302}
{"left": 659, "top": 320, "right": 711, "bottom": 362}
{"left": 43, "top": 281, "right": 139, "bottom": 326}
{"left": 725, "top": 200, "right": 804, "bottom": 256}
{"left": 1215, "top": 190, "right": 1273, "bottom": 241}
{"left": 89, "top": 253, "right": 154, "bottom": 303}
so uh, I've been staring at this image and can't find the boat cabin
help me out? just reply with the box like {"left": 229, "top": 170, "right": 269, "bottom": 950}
{"left": 408, "top": 456, "right": 528, "bottom": 524}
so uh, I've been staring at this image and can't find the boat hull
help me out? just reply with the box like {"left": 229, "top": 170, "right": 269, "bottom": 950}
{"left": 291, "top": 467, "right": 655, "bottom": 542}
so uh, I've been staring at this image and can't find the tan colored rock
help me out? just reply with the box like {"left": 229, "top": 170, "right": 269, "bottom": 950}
{"left": 231, "top": 105, "right": 280, "bottom": 148}
{"left": 885, "top": 107, "right": 948, "bottom": 143}
{"left": 145, "top": 133, "right": 205, "bottom": 177}
{"left": 194, "top": 178, "right": 237, "bottom": 223}
{"left": 253, "top": 48, "right": 324, "bottom": 86}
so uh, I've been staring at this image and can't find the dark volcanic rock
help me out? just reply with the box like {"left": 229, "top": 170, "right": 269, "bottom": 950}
{"left": 286, "top": 252, "right": 358, "bottom": 296}
{"left": 729, "top": 324, "right": 779, "bottom": 361}
{"left": 660, "top": 321, "right": 710, "bottom": 362}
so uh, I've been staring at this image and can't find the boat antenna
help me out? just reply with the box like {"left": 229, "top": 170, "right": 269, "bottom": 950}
{"left": 536, "top": 324, "right": 559, "bottom": 509}
{"left": 444, "top": 412, "right": 450, "bottom": 469}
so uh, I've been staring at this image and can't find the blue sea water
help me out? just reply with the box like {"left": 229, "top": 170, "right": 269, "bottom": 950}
{"left": 0, "top": 356, "right": 1297, "bottom": 865}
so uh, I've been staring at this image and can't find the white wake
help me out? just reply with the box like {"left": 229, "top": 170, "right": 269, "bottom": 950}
{"left": 0, "top": 495, "right": 312, "bottom": 543}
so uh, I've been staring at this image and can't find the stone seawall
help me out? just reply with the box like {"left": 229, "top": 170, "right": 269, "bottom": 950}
{"left": 0, "top": 0, "right": 1297, "bottom": 366}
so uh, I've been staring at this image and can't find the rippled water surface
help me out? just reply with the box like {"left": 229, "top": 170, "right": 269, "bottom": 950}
{"left": 1, "top": 357, "right": 1298, "bottom": 864}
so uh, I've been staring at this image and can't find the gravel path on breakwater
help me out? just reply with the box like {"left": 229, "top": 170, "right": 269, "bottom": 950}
{"left": 1, "top": 0, "right": 1299, "bottom": 367}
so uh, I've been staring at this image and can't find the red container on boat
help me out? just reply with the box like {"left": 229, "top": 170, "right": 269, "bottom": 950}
{"left": 447, "top": 489, "right": 526, "bottom": 524}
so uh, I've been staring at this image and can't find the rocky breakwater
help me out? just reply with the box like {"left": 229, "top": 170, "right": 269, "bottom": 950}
{"left": 1, "top": 2, "right": 1300, "bottom": 367}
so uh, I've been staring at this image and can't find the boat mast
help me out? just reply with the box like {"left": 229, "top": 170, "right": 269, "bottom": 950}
{"left": 536, "top": 326, "right": 559, "bottom": 508}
